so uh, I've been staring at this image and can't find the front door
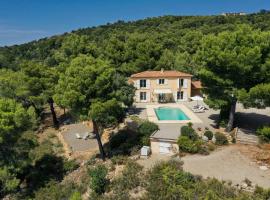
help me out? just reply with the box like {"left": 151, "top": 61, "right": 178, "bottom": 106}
{"left": 158, "top": 93, "right": 165, "bottom": 102}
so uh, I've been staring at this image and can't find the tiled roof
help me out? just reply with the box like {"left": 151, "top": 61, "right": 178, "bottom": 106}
{"left": 130, "top": 70, "right": 192, "bottom": 78}
{"left": 191, "top": 81, "right": 203, "bottom": 89}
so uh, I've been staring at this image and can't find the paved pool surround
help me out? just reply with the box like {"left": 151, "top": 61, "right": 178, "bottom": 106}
{"left": 146, "top": 104, "right": 202, "bottom": 124}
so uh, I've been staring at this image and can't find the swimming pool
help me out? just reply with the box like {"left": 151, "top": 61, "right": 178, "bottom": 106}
{"left": 154, "top": 107, "right": 190, "bottom": 120}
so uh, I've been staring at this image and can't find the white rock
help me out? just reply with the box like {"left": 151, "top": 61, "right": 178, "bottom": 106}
{"left": 202, "top": 135, "right": 209, "bottom": 142}
{"left": 259, "top": 166, "right": 268, "bottom": 170}
{"left": 241, "top": 183, "right": 248, "bottom": 189}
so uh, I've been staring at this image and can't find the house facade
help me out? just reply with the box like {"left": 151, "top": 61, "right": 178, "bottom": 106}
{"left": 130, "top": 69, "right": 193, "bottom": 103}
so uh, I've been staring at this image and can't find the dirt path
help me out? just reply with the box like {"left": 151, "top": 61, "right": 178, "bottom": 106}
{"left": 182, "top": 145, "right": 270, "bottom": 188}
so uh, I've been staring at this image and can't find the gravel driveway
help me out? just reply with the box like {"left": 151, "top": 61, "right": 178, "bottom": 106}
{"left": 182, "top": 145, "right": 270, "bottom": 188}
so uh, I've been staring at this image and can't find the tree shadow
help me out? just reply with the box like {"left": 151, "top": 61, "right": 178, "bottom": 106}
{"left": 103, "top": 129, "right": 141, "bottom": 157}
{"left": 134, "top": 107, "right": 146, "bottom": 116}
{"left": 207, "top": 114, "right": 220, "bottom": 129}
{"left": 23, "top": 154, "right": 68, "bottom": 196}
{"left": 235, "top": 112, "right": 270, "bottom": 133}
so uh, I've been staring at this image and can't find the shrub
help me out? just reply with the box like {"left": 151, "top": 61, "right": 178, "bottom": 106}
{"left": 181, "top": 126, "right": 198, "bottom": 141}
{"left": 204, "top": 130, "right": 214, "bottom": 140}
{"left": 112, "top": 161, "right": 143, "bottom": 191}
{"left": 177, "top": 136, "right": 203, "bottom": 154}
{"left": 88, "top": 164, "right": 108, "bottom": 194}
{"left": 138, "top": 121, "right": 159, "bottom": 145}
{"left": 257, "top": 126, "right": 270, "bottom": 143}
{"left": 198, "top": 145, "right": 210, "bottom": 155}
{"left": 207, "top": 143, "right": 216, "bottom": 151}
{"left": 70, "top": 191, "right": 82, "bottom": 200}
{"left": 111, "top": 155, "right": 129, "bottom": 165}
{"left": 187, "top": 122, "right": 193, "bottom": 127}
{"left": 63, "top": 159, "right": 79, "bottom": 173}
{"left": 215, "top": 132, "right": 228, "bottom": 145}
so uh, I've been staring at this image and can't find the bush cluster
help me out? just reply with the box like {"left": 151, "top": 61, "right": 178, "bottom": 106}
{"left": 138, "top": 121, "right": 159, "bottom": 145}
{"left": 204, "top": 130, "right": 213, "bottom": 140}
{"left": 181, "top": 125, "right": 198, "bottom": 141}
{"left": 177, "top": 136, "right": 204, "bottom": 154}
{"left": 215, "top": 132, "right": 228, "bottom": 145}
{"left": 178, "top": 125, "right": 209, "bottom": 154}
{"left": 88, "top": 164, "right": 108, "bottom": 195}
{"left": 257, "top": 126, "right": 270, "bottom": 143}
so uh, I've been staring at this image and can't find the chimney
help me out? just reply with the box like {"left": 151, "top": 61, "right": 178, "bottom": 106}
{"left": 161, "top": 68, "right": 164, "bottom": 73}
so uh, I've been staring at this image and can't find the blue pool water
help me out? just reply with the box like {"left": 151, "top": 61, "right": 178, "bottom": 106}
{"left": 155, "top": 107, "right": 190, "bottom": 120}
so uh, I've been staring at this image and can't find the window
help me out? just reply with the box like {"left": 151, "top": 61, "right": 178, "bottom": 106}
{"left": 159, "top": 79, "right": 165, "bottom": 85}
{"left": 177, "top": 91, "right": 184, "bottom": 100}
{"left": 140, "top": 79, "right": 146, "bottom": 88}
{"left": 179, "top": 79, "right": 184, "bottom": 87}
{"left": 140, "top": 92, "right": 147, "bottom": 101}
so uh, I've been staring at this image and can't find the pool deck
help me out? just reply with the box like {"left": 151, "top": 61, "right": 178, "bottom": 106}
{"left": 146, "top": 103, "right": 202, "bottom": 124}
{"left": 134, "top": 101, "right": 270, "bottom": 142}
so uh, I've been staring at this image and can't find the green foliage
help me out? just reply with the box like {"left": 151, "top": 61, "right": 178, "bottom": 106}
{"left": 90, "top": 98, "right": 125, "bottom": 128}
{"left": 197, "top": 25, "right": 270, "bottom": 130}
{"left": 204, "top": 130, "right": 214, "bottom": 140}
{"left": 34, "top": 181, "right": 79, "bottom": 200}
{"left": 257, "top": 126, "right": 270, "bottom": 143}
{"left": 215, "top": 132, "right": 229, "bottom": 145}
{"left": 239, "top": 83, "right": 270, "bottom": 109}
{"left": 177, "top": 136, "right": 204, "bottom": 154}
{"left": 1, "top": 11, "right": 270, "bottom": 198}
{"left": 180, "top": 125, "right": 198, "bottom": 141}
{"left": 0, "top": 167, "right": 20, "bottom": 196}
{"left": 88, "top": 164, "right": 108, "bottom": 195}
{"left": 111, "top": 155, "right": 129, "bottom": 165}
{"left": 70, "top": 191, "right": 83, "bottom": 200}
{"left": 137, "top": 121, "right": 159, "bottom": 145}
{"left": 112, "top": 161, "right": 143, "bottom": 192}
{"left": 63, "top": 159, "right": 79, "bottom": 173}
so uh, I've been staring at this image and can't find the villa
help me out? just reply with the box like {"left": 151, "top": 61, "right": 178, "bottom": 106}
{"left": 129, "top": 69, "right": 202, "bottom": 103}
{"left": 130, "top": 69, "right": 204, "bottom": 155}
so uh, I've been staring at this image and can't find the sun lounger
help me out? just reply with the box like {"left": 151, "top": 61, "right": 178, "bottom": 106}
{"left": 192, "top": 107, "right": 205, "bottom": 113}
{"left": 76, "top": 133, "right": 81, "bottom": 139}
{"left": 88, "top": 132, "right": 95, "bottom": 139}
{"left": 192, "top": 105, "right": 205, "bottom": 112}
{"left": 82, "top": 132, "right": 89, "bottom": 140}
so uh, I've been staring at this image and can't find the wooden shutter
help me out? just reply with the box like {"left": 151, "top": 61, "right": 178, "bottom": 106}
{"left": 146, "top": 79, "right": 150, "bottom": 89}
{"left": 183, "top": 91, "right": 187, "bottom": 101}
{"left": 136, "top": 80, "right": 140, "bottom": 89}
{"left": 173, "top": 92, "right": 177, "bottom": 102}
{"left": 177, "top": 78, "right": 180, "bottom": 89}
{"left": 183, "top": 79, "right": 188, "bottom": 89}
{"left": 165, "top": 79, "right": 168, "bottom": 85}
{"left": 146, "top": 92, "right": 150, "bottom": 102}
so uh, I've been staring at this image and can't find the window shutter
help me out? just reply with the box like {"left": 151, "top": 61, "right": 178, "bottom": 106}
{"left": 173, "top": 92, "right": 177, "bottom": 102}
{"left": 146, "top": 79, "right": 150, "bottom": 89}
{"left": 156, "top": 79, "right": 159, "bottom": 84}
{"left": 136, "top": 91, "right": 140, "bottom": 102}
{"left": 165, "top": 79, "right": 168, "bottom": 85}
{"left": 146, "top": 92, "right": 150, "bottom": 102}
{"left": 177, "top": 78, "right": 180, "bottom": 89}
{"left": 183, "top": 91, "right": 187, "bottom": 101}
{"left": 183, "top": 79, "right": 188, "bottom": 88}
{"left": 136, "top": 80, "right": 140, "bottom": 89}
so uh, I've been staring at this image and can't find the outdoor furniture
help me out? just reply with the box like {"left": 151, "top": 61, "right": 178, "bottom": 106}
{"left": 190, "top": 95, "right": 203, "bottom": 106}
{"left": 82, "top": 132, "right": 89, "bottom": 140}
{"left": 76, "top": 133, "right": 81, "bottom": 139}
{"left": 193, "top": 107, "right": 205, "bottom": 113}
{"left": 88, "top": 133, "right": 95, "bottom": 139}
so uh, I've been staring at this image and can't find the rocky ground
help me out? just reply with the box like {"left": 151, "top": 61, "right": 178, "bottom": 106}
{"left": 182, "top": 144, "right": 270, "bottom": 189}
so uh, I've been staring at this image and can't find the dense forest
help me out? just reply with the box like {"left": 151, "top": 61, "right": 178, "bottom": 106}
{"left": 0, "top": 10, "right": 270, "bottom": 199}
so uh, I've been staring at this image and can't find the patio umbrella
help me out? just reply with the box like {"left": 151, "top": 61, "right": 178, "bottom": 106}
{"left": 190, "top": 95, "right": 203, "bottom": 106}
